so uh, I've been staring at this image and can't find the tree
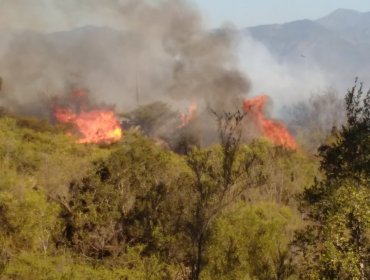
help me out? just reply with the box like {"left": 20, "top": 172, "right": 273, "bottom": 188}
{"left": 59, "top": 132, "right": 187, "bottom": 261}
{"left": 294, "top": 81, "right": 370, "bottom": 279}
{"left": 203, "top": 202, "right": 296, "bottom": 280}
{"left": 184, "top": 110, "right": 265, "bottom": 280}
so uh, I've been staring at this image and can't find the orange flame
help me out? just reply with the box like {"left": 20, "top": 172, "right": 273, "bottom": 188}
{"left": 179, "top": 102, "right": 197, "bottom": 128}
{"left": 53, "top": 90, "right": 122, "bottom": 144}
{"left": 243, "top": 95, "right": 297, "bottom": 149}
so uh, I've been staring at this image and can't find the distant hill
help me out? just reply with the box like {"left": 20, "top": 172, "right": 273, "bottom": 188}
{"left": 317, "top": 9, "right": 370, "bottom": 45}
{"left": 1, "top": 9, "right": 369, "bottom": 112}
{"left": 243, "top": 9, "right": 370, "bottom": 88}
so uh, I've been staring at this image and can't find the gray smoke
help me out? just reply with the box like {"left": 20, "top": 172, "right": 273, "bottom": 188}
{"left": 0, "top": 0, "right": 250, "bottom": 119}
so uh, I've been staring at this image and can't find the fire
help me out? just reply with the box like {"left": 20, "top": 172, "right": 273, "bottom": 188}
{"left": 179, "top": 102, "right": 197, "bottom": 128}
{"left": 53, "top": 90, "right": 123, "bottom": 144}
{"left": 243, "top": 95, "right": 297, "bottom": 149}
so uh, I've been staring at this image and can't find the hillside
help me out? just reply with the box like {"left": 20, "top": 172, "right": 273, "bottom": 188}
{"left": 0, "top": 6, "right": 369, "bottom": 279}
{"left": 1, "top": 81, "right": 369, "bottom": 279}
{"left": 244, "top": 9, "right": 370, "bottom": 88}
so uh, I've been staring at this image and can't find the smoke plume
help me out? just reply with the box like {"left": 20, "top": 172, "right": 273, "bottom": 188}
{"left": 0, "top": 0, "right": 250, "bottom": 120}
{"left": 237, "top": 34, "right": 337, "bottom": 115}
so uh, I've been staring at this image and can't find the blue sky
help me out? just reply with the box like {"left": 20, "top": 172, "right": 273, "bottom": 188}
{"left": 191, "top": 0, "right": 370, "bottom": 28}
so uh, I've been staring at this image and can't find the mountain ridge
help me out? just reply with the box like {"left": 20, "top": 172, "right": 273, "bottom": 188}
{"left": 243, "top": 9, "right": 370, "bottom": 88}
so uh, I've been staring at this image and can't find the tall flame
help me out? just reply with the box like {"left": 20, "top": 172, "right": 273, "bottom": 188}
{"left": 53, "top": 90, "right": 122, "bottom": 144}
{"left": 179, "top": 102, "right": 198, "bottom": 128}
{"left": 243, "top": 95, "right": 297, "bottom": 149}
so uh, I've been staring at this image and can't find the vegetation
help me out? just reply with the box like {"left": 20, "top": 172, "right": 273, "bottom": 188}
{"left": 294, "top": 81, "right": 370, "bottom": 279}
{"left": 0, "top": 82, "right": 368, "bottom": 279}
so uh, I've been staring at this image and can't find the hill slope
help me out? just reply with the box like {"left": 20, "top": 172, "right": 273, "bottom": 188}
{"left": 243, "top": 9, "right": 370, "bottom": 88}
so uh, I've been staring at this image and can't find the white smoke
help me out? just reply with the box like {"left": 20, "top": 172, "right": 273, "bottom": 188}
{"left": 237, "top": 34, "right": 337, "bottom": 115}
{"left": 0, "top": 0, "right": 249, "bottom": 117}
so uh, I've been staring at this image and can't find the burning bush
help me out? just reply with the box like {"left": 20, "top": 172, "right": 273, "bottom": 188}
{"left": 243, "top": 95, "right": 297, "bottom": 149}
{"left": 53, "top": 89, "right": 122, "bottom": 144}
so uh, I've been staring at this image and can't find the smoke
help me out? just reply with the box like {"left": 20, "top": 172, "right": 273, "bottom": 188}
{"left": 0, "top": 0, "right": 250, "bottom": 120}
{"left": 0, "top": 0, "right": 347, "bottom": 148}
{"left": 282, "top": 89, "right": 346, "bottom": 151}
{"left": 237, "top": 34, "right": 338, "bottom": 115}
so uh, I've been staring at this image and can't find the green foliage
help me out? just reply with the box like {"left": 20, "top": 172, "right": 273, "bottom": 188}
{"left": 294, "top": 81, "right": 370, "bottom": 279}
{"left": 241, "top": 139, "right": 318, "bottom": 205}
{"left": 318, "top": 82, "right": 370, "bottom": 181}
{"left": 295, "top": 178, "right": 370, "bottom": 279}
{"left": 0, "top": 116, "right": 110, "bottom": 197}
{"left": 0, "top": 187, "right": 59, "bottom": 250}
{"left": 0, "top": 184, "right": 61, "bottom": 276}
{"left": 203, "top": 202, "right": 297, "bottom": 280}
{"left": 0, "top": 107, "right": 329, "bottom": 279}
{"left": 59, "top": 132, "right": 190, "bottom": 264}
{"left": 2, "top": 248, "right": 172, "bottom": 280}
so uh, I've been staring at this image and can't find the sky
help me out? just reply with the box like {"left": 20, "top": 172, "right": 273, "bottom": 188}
{"left": 191, "top": 0, "right": 370, "bottom": 28}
